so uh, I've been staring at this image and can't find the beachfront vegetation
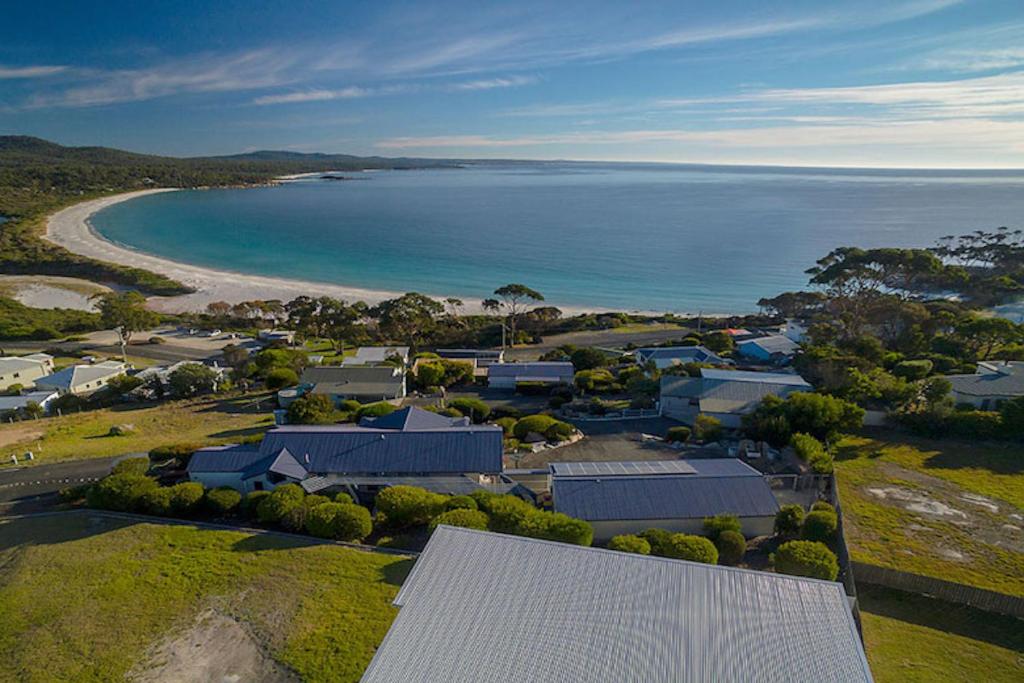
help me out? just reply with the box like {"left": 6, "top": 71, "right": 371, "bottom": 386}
{"left": 0, "top": 294, "right": 101, "bottom": 339}
{"left": 0, "top": 513, "right": 409, "bottom": 682}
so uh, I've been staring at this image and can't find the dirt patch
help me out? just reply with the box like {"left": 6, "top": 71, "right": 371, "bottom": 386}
{"left": 865, "top": 486, "right": 967, "bottom": 519}
{"left": 0, "top": 425, "right": 44, "bottom": 450}
{"left": 131, "top": 610, "right": 297, "bottom": 683}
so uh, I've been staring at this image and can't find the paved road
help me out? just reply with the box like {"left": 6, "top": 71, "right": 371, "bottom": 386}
{"left": 0, "top": 456, "right": 123, "bottom": 513}
{"left": 505, "top": 326, "right": 692, "bottom": 361}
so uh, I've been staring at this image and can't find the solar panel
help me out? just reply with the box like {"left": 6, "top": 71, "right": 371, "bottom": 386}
{"left": 551, "top": 460, "right": 697, "bottom": 477}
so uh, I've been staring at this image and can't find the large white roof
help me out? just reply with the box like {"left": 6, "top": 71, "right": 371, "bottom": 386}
{"left": 363, "top": 526, "right": 872, "bottom": 683}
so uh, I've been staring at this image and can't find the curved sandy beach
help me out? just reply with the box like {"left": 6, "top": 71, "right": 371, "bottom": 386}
{"left": 44, "top": 189, "right": 631, "bottom": 316}
{"left": 44, "top": 189, "right": 468, "bottom": 314}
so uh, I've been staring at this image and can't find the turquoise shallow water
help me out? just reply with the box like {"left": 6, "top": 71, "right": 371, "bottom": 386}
{"left": 91, "top": 162, "right": 1024, "bottom": 313}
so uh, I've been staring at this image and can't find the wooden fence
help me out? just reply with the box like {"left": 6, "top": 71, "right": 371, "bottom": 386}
{"left": 852, "top": 561, "right": 1024, "bottom": 618}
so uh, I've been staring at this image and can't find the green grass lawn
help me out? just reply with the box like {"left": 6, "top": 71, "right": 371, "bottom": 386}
{"left": 835, "top": 431, "right": 1024, "bottom": 596}
{"left": 609, "top": 322, "right": 684, "bottom": 334}
{"left": 0, "top": 514, "right": 412, "bottom": 682}
{"left": 0, "top": 392, "right": 276, "bottom": 466}
{"left": 859, "top": 584, "right": 1024, "bottom": 682}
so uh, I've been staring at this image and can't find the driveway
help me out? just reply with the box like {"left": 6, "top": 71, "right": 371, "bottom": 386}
{"left": 516, "top": 417, "right": 683, "bottom": 468}
{"left": 0, "top": 455, "right": 122, "bottom": 514}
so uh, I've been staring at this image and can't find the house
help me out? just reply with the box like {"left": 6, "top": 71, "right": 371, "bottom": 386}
{"left": 946, "top": 361, "right": 1024, "bottom": 409}
{"left": 783, "top": 319, "right": 809, "bottom": 343}
{"left": 660, "top": 368, "right": 811, "bottom": 427}
{"left": 0, "top": 390, "right": 59, "bottom": 415}
{"left": 35, "top": 360, "right": 129, "bottom": 396}
{"left": 487, "top": 361, "right": 574, "bottom": 389}
{"left": 0, "top": 353, "right": 54, "bottom": 391}
{"left": 361, "top": 526, "right": 873, "bottom": 683}
{"left": 299, "top": 365, "right": 406, "bottom": 403}
{"left": 737, "top": 334, "right": 800, "bottom": 362}
{"left": 633, "top": 345, "right": 726, "bottom": 369}
{"left": 257, "top": 329, "right": 296, "bottom": 346}
{"left": 550, "top": 459, "right": 779, "bottom": 541}
{"left": 436, "top": 348, "right": 504, "bottom": 372}
{"left": 343, "top": 346, "right": 410, "bottom": 367}
{"left": 188, "top": 406, "right": 506, "bottom": 497}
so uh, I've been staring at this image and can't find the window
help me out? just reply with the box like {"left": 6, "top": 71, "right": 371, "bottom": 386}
{"left": 253, "top": 481, "right": 264, "bottom": 491}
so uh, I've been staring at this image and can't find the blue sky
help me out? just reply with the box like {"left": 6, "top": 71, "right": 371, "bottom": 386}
{"left": 2, "top": 0, "right": 1023, "bottom": 167}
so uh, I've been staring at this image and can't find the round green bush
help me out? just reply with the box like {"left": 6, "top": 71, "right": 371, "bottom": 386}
{"left": 659, "top": 534, "right": 719, "bottom": 564}
{"left": 241, "top": 490, "right": 271, "bottom": 517}
{"left": 640, "top": 528, "right": 674, "bottom": 556}
{"left": 281, "top": 503, "right": 311, "bottom": 531}
{"left": 140, "top": 487, "right": 173, "bottom": 516}
{"left": 339, "top": 399, "right": 362, "bottom": 413}
{"left": 537, "top": 513, "right": 593, "bottom": 546}
{"left": 375, "top": 485, "right": 447, "bottom": 528}
{"left": 256, "top": 484, "right": 305, "bottom": 524}
{"left": 702, "top": 514, "right": 741, "bottom": 541}
{"left": 448, "top": 398, "right": 491, "bottom": 423}
{"left": 429, "top": 508, "right": 490, "bottom": 531}
{"left": 148, "top": 443, "right": 202, "bottom": 468}
{"left": 607, "top": 534, "right": 651, "bottom": 555}
{"left": 544, "top": 420, "right": 575, "bottom": 442}
{"left": 306, "top": 502, "right": 372, "bottom": 541}
{"left": 774, "top": 540, "right": 839, "bottom": 581}
{"left": 714, "top": 530, "right": 746, "bottom": 566}
{"left": 111, "top": 456, "right": 150, "bottom": 476}
{"left": 493, "top": 417, "right": 518, "bottom": 435}
{"left": 665, "top": 426, "right": 691, "bottom": 443}
{"left": 801, "top": 510, "right": 838, "bottom": 543}
{"left": 86, "top": 473, "right": 158, "bottom": 512}
{"left": 445, "top": 495, "right": 478, "bottom": 511}
{"left": 205, "top": 487, "right": 242, "bottom": 515}
{"left": 774, "top": 504, "right": 805, "bottom": 537}
{"left": 810, "top": 501, "right": 836, "bottom": 514}
{"left": 169, "top": 482, "right": 205, "bottom": 515}
{"left": 512, "top": 414, "right": 558, "bottom": 440}
{"left": 356, "top": 402, "right": 397, "bottom": 420}
{"left": 334, "top": 491, "right": 355, "bottom": 504}
{"left": 265, "top": 367, "right": 300, "bottom": 390}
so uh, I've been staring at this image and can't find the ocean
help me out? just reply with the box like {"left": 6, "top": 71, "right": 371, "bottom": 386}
{"left": 90, "top": 162, "right": 1024, "bottom": 314}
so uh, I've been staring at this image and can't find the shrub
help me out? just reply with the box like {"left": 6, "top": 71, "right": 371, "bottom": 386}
{"left": 715, "top": 530, "right": 747, "bottom": 566}
{"left": 205, "top": 487, "right": 242, "bottom": 515}
{"left": 535, "top": 513, "right": 593, "bottom": 546}
{"left": 265, "top": 367, "right": 299, "bottom": 390}
{"left": 334, "top": 491, "right": 354, "bottom": 504}
{"left": 375, "top": 485, "right": 448, "bottom": 528}
{"left": 694, "top": 414, "right": 723, "bottom": 442}
{"left": 287, "top": 393, "right": 336, "bottom": 425}
{"left": 570, "top": 347, "right": 609, "bottom": 371}
{"left": 790, "top": 432, "right": 833, "bottom": 474}
{"left": 448, "top": 398, "right": 491, "bottom": 423}
{"left": 481, "top": 494, "right": 538, "bottom": 534}
{"left": 241, "top": 490, "right": 271, "bottom": 518}
{"left": 607, "top": 534, "right": 651, "bottom": 555}
{"left": 659, "top": 533, "right": 719, "bottom": 564}
{"left": 87, "top": 473, "right": 158, "bottom": 512}
{"left": 775, "top": 504, "right": 805, "bottom": 537}
{"left": 107, "top": 375, "right": 144, "bottom": 395}
{"left": 339, "top": 399, "right": 362, "bottom": 413}
{"left": 640, "top": 528, "right": 674, "bottom": 556}
{"left": 810, "top": 501, "right": 835, "bottom": 514}
{"left": 140, "top": 487, "right": 173, "bottom": 515}
{"left": 107, "top": 424, "right": 135, "bottom": 437}
{"left": 493, "top": 417, "right": 518, "bottom": 435}
{"left": 429, "top": 508, "right": 490, "bottom": 531}
{"left": 256, "top": 483, "right": 305, "bottom": 524}
{"left": 802, "top": 510, "right": 838, "bottom": 543}
{"left": 111, "top": 456, "right": 149, "bottom": 476}
{"left": 306, "top": 502, "right": 372, "bottom": 541}
{"left": 148, "top": 443, "right": 202, "bottom": 468}
{"left": 773, "top": 540, "right": 839, "bottom": 581}
{"left": 445, "top": 495, "right": 478, "bottom": 511}
{"left": 544, "top": 420, "right": 575, "bottom": 442}
{"left": 665, "top": 426, "right": 691, "bottom": 443}
{"left": 355, "top": 402, "right": 397, "bottom": 420}
{"left": 58, "top": 483, "right": 92, "bottom": 503}
{"left": 149, "top": 335, "right": 166, "bottom": 344}
{"left": 893, "top": 359, "right": 933, "bottom": 381}
{"left": 416, "top": 362, "right": 445, "bottom": 389}
{"left": 703, "top": 514, "right": 741, "bottom": 541}
{"left": 168, "top": 363, "right": 220, "bottom": 397}
{"left": 165, "top": 482, "right": 204, "bottom": 515}
{"left": 512, "top": 414, "right": 558, "bottom": 440}
{"left": 282, "top": 503, "right": 312, "bottom": 532}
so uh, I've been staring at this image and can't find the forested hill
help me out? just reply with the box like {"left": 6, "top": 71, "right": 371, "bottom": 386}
{"left": 0, "top": 136, "right": 459, "bottom": 201}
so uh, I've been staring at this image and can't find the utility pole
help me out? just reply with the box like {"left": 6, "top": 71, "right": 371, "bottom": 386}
{"left": 116, "top": 325, "right": 128, "bottom": 364}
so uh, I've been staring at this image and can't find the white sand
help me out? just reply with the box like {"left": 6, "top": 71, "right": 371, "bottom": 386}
{"left": 45, "top": 189, "right": 658, "bottom": 316}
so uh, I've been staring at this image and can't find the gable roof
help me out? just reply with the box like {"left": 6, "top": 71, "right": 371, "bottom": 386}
{"left": 0, "top": 390, "right": 58, "bottom": 412}
{"left": 36, "top": 361, "right": 127, "bottom": 391}
{"left": 487, "top": 362, "right": 574, "bottom": 379}
{"left": 0, "top": 355, "right": 50, "bottom": 375}
{"left": 552, "top": 459, "right": 778, "bottom": 522}
{"left": 188, "top": 445, "right": 266, "bottom": 473}
{"left": 344, "top": 346, "right": 410, "bottom": 365}
{"left": 634, "top": 345, "right": 724, "bottom": 364}
{"left": 947, "top": 361, "right": 1024, "bottom": 398}
{"left": 301, "top": 365, "right": 404, "bottom": 397}
{"left": 363, "top": 526, "right": 872, "bottom": 683}
{"left": 363, "top": 406, "right": 469, "bottom": 430}
{"left": 739, "top": 334, "right": 800, "bottom": 356}
{"left": 661, "top": 369, "right": 811, "bottom": 415}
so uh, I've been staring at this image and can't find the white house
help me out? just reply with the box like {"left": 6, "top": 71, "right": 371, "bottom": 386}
{"left": 946, "top": 361, "right": 1024, "bottom": 410}
{"left": 298, "top": 364, "right": 406, "bottom": 403}
{"left": 343, "top": 346, "right": 411, "bottom": 367}
{"left": 783, "top": 319, "right": 809, "bottom": 343}
{"left": 35, "top": 360, "right": 129, "bottom": 396}
{"left": 0, "top": 389, "right": 60, "bottom": 415}
{"left": 633, "top": 345, "right": 726, "bottom": 369}
{"left": 660, "top": 368, "right": 812, "bottom": 428}
{"left": 0, "top": 353, "right": 54, "bottom": 391}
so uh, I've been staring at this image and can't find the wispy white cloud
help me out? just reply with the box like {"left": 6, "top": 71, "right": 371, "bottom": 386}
{"left": 0, "top": 65, "right": 68, "bottom": 79}
{"left": 252, "top": 87, "right": 372, "bottom": 106}
{"left": 448, "top": 75, "right": 537, "bottom": 91}
{"left": 253, "top": 74, "right": 536, "bottom": 105}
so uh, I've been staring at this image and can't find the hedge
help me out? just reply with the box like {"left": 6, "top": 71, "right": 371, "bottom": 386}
{"left": 111, "top": 456, "right": 150, "bottom": 477}
{"left": 148, "top": 442, "right": 202, "bottom": 467}
{"left": 265, "top": 367, "right": 299, "bottom": 390}
{"left": 665, "top": 426, "right": 691, "bottom": 443}
{"left": 774, "top": 504, "right": 805, "bottom": 537}
{"left": 429, "top": 508, "right": 490, "bottom": 531}
{"left": 375, "top": 485, "right": 448, "bottom": 528}
{"left": 86, "top": 473, "right": 158, "bottom": 512}
{"left": 801, "top": 510, "right": 838, "bottom": 543}
{"left": 241, "top": 490, "right": 271, "bottom": 518}
{"left": 702, "top": 514, "right": 741, "bottom": 541}
{"left": 255, "top": 483, "right": 305, "bottom": 524}
{"left": 448, "top": 398, "right": 491, "bottom": 423}
{"left": 714, "top": 530, "right": 746, "bottom": 566}
{"left": 355, "top": 402, "right": 397, "bottom": 420}
{"left": 607, "top": 534, "right": 651, "bottom": 555}
{"left": 640, "top": 528, "right": 674, "bottom": 556}
{"left": 659, "top": 534, "right": 719, "bottom": 564}
{"left": 306, "top": 502, "right": 373, "bottom": 541}
{"left": 205, "top": 487, "right": 242, "bottom": 514}
{"left": 773, "top": 540, "right": 839, "bottom": 581}
{"left": 169, "top": 482, "right": 205, "bottom": 515}
{"left": 445, "top": 495, "right": 478, "bottom": 511}
{"left": 512, "top": 414, "right": 558, "bottom": 440}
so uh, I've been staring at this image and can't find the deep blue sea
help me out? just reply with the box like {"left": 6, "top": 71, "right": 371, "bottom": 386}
{"left": 91, "top": 162, "right": 1024, "bottom": 313}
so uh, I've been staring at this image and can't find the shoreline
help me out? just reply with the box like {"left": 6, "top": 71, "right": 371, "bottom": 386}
{"left": 44, "top": 189, "right": 671, "bottom": 316}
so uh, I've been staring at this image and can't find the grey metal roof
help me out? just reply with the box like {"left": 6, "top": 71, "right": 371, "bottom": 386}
{"left": 550, "top": 460, "right": 697, "bottom": 477}
{"left": 487, "top": 362, "right": 574, "bottom": 379}
{"left": 635, "top": 345, "right": 725, "bottom": 364}
{"left": 947, "top": 361, "right": 1024, "bottom": 398}
{"left": 0, "top": 390, "right": 58, "bottom": 411}
{"left": 364, "top": 406, "right": 469, "bottom": 430}
{"left": 188, "top": 445, "right": 265, "bottom": 473}
{"left": 700, "top": 368, "right": 810, "bottom": 386}
{"left": 739, "top": 335, "right": 800, "bottom": 356}
{"left": 302, "top": 365, "right": 401, "bottom": 384}
{"left": 301, "top": 474, "right": 518, "bottom": 496}
{"left": 552, "top": 462, "right": 779, "bottom": 522}
{"left": 345, "top": 346, "right": 410, "bottom": 364}
{"left": 36, "top": 361, "right": 127, "bottom": 391}
{"left": 436, "top": 348, "right": 503, "bottom": 359}
{"left": 265, "top": 448, "right": 309, "bottom": 480}
{"left": 363, "top": 526, "right": 873, "bottom": 683}
{"left": 661, "top": 369, "right": 810, "bottom": 414}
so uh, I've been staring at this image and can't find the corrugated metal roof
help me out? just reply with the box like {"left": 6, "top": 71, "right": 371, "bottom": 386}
{"left": 700, "top": 368, "right": 810, "bottom": 385}
{"left": 550, "top": 460, "right": 697, "bottom": 477}
{"left": 266, "top": 448, "right": 309, "bottom": 479}
{"left": 487, "top": 362, "right": 574, "bottom": 379}
{"left": 739, "top": 335, "right": 800, "bottom": 355}
{"left": 188, "top": 445, "right": 265, "bottom": 473}
{"left": 36, "top": 362, "right": 127, "bottom": 391}
{"left": 947, "top": 362, "right": 1024, "bottom": 398}
{"left": 363, "top": 526, "right": 872, "bottom": 683}
{"left": 437, "top": 349, "right": 503, "bottom": 359}
{"left": 635, "top": 345, "right": 724, "bottom": 364}
{"left": 365, "top": 406, "right": 468, "bottom": 430}
{"left": 345, "top": 346, "right": 410, "bottom": 364}
{"left": 301, "top": 474, "right": 517, "bottom": 495}
{"left": 661, "top": 370, "right": 810, "bottom": 414}
{"left": 552, "top": 470, "right": 779, "bottom": 522}
{"left": 0, "top": 390, "right": 58, "bottom": 411}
